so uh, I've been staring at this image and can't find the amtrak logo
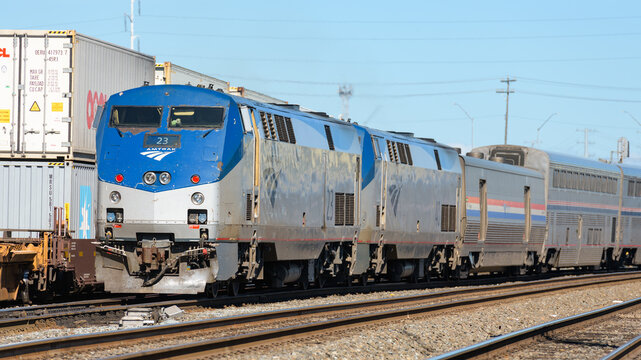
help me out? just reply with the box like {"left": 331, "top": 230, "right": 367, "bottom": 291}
{"left": 140, "top": 150, "right": 174, "bottom": 161}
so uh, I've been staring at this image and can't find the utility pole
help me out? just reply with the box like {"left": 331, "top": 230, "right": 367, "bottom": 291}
{"left": 577, "top": 128, "right": 595, "bottom": 158}
{"left": 497, "top": 77, "right": 516, "bottom": 145}
{"left": 338, "top": 85, "right": 353, "bottom": 121}
{"left": 454, "top": 103, "right": 474, "bottom": 148}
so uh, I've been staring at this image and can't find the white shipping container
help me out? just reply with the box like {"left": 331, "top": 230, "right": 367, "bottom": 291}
{"left": 0, "top": 160, "right": 96, "bottom": 239}
{"left": 155, "top": 62, "right": 229, "bottom": 91}
{"left": 0, "top": 30, "right": 155, "bottom": 160}
{"left": 228, "top": 86, "right": 288, "bottom": 105}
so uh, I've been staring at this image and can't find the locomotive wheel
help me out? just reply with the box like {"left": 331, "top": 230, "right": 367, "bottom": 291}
{"left": 317, "top": 275, "right": 328, "bottom": 288}
{"left": 298, "top": 278, "right": 309, "bottom": 290}
{"left": 227, "top": 280, "right": 240, "bottom": 297}
{"left": 360, "top": 273, "right": 369, "bottom": 286}
{"left": 205, "top": 283, "right": 219, "bottom": 298}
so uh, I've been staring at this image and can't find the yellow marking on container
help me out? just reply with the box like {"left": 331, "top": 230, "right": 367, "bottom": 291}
{"left": 29, "top": 101, "right": 40, "bottom": 112}
{"left": 48, "top": 162, "right": 64, "bottom": 166}
{"left": 64, "top": 203, "right": 70, "bottom": 228}
{"left": 78, "top": 251, "right": 83, "bottom": 257}
{"left": 51, "top": 102, "right": 63, "bottom": 112}
{"left": 0, "top": 109, "right": 9, "bottom": 123}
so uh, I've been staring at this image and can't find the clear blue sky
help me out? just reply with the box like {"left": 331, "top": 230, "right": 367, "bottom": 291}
{"left": 6, "top": 1, "right": 641, "bottom": 161}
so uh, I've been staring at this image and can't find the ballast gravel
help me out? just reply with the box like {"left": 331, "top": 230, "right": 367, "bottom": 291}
{"left": 3, "top": 278, "right": 641, "bottom": 359}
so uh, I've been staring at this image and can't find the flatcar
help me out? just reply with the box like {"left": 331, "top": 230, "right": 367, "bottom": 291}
{"left": 93, "top": 85, "right": 639, "bottom": 297}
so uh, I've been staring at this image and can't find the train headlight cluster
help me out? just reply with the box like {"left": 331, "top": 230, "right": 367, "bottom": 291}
{"left": 188, "top": 209, "right": 207, "bottom": 224}
{"left": 106, "top": 208, "right": 123, "bottom": 223}
{"left": 191, "top": 192, "right": 204, "bottom": 205}
{"left": 109, "top": 191, "right": 121, "bottom": 204}
{"left": 159, "top": 172, "right": 171, "bottom": 185}
{"left": 143, "top": 172, "right": 157, "bottom": 185}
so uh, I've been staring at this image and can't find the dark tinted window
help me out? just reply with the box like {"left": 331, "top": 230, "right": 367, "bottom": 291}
{"left": 169, "top": 107, "right": 225, "bottom": 128}
{"left": 110, "top": 106, "right": 162, "bottom": 128}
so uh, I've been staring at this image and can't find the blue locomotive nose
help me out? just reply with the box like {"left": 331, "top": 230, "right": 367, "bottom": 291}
{"left": 96, "top": 85, "right": 245, "bottom": 191}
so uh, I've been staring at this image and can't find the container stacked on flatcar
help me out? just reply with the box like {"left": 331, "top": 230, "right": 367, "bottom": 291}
{"left": 0, "top": 30, "right": 155, "bottom": 300}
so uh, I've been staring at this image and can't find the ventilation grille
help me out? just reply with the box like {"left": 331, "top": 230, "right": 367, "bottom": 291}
{"left": 260, "top": 112, "right": 271, "bottom": 139}
{"left": 334, "top": 192, "right": 355, "bottom": 226}
{"left": 266, "top": 113, "right": 277, "bottom": 139}
{"left": 405, "top": 143, "right": 413, "bottom": 165}
{"left": 246, "top": 193, "right": 253, "bottom": 221}
{"left": 325, "top": 125, "right": 335, "bottom": 151}
{"left": 335, "top": 193, "right": 345, "bottom": 226}
{"left": 376, "top": 205, "right": 381, "bottom": 227}
{"left": 285, "top": 117, "right": 296, "bottom": 144}
{"left": 274, "top": 115, "right": 289, "bottom": 143}
{"left": 440, "top": 204, "right": 456, "bottom": 232}
{"left": 344, "top": 193, "right": 355, "bottom": 226}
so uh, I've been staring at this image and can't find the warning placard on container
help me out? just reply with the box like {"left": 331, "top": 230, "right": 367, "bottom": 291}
{"left": 51, "top": 102, "right": 63, "bottom": 112}
{"left": 0, "top": 109, "right": 8, "bottom": 123}
{"left": 30, "top": 101, "right": 40, "bottom": 112}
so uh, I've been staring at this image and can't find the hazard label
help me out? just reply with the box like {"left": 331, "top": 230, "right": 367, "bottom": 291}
{"left": 51, "top": 102, "right": 63, "bottom": 112}
{"left": 30, "top": 101, "right": 41, "bottom": 112}
{"left": 0, "top": 109, "right": 9, "bottom": 123}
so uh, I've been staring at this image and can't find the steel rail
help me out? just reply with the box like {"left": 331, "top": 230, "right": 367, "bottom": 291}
{"left": 2, "top": 272, "right": 638, "bottom": 359}
{"left": 432, "top": 297, "right": 641, "bottom": 360}
{"left": 600, "top": 333, "right": 641, "bottom": 360}
{"left": 0, "top": 271, "right": 631, "bottom": 330}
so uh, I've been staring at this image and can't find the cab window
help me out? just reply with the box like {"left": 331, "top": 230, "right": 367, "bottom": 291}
{"left": 110, "top": 106, "right": 163, "bottom": 128}
{"left": 169, "top": 106, "right": 225, "bottom": 129}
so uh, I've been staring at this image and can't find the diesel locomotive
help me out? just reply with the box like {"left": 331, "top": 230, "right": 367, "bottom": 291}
{"left": 93, "top": 85, "right": 641, "bottom": 296}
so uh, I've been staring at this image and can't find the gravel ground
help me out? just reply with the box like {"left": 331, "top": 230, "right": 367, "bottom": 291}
{"left": 216, "top": 281, "right": 641, "bottom": 360}
{"left": 0, "top": 282, "right": 495, "bottom": 345}
{"left": 3, "top": 278, "right": 641, "bottom": 360}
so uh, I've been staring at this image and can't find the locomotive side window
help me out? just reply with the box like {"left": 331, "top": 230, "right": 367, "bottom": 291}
{"left": 110, "top": 106, "right": 162, "bottom": 128}
{"left": 168, "top": 107, "right": 224, "bottom": 128}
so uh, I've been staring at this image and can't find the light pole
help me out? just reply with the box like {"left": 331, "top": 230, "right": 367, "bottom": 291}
{"left": 454, "top": 103, "right": 474, "bottom": 149}
{"left": 534, "top": 113, "right": 557, "bottom": 147}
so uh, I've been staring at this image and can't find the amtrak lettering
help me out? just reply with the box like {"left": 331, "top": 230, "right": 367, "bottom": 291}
{"left": 263, "top": 168, "right": 281, "bottom": 207}
{"left": 388, "top": 184, "right": 402, "bottom": 217}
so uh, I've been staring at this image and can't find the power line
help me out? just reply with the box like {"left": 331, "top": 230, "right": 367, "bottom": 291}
{"left": 518, "top": 76, "right": 641, "bottom": 91}
{"left": 159, "top": 54, "right": 641, "bottom": 65}
{"left": 142, "top": 14, "right": 641, "bottom": 25}
{"left": 520, "top": 90, "right": 641, "bottom": 103}
{"left": 269, "top": 89, "right": 493, "bottom": 98}
{"left": 138, "top": 30, "right": 641, "bottom": 42}
{"left": 206, "top": 74, "right": 497, "bottom": 86}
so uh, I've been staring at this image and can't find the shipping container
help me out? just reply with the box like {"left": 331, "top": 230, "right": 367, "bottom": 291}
{"left": 0, "top": 160, "right": 96, "bottom": 239}
{"left": 154, "top": 61, "right": 229, "bottom": 90}
{"left": 0, "top": 30, "right": 155, "bottom": 160}
{"left": 228, "top": 86, "right": 288, "bottom": 105}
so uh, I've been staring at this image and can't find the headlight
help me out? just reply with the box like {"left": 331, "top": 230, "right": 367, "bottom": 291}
{"left": 107, "top": 212, "right": 116, "bottom": 222}
{"left": 159, "top": 172, "right": 171, "bottom": 185}
{"left": 198, "top": 212, "right": 207, "bottom": 224}
{"left": 109, "top": 191, "right": 121, "bottom": 204}
{"left": 143, "top": 171, "right": 157, "bottom": 185}
{"left": 191, "top": 192, "right": 204, "bottom": 205}
{"left": 188, "top": 212, "right": 198, "bottom": 224}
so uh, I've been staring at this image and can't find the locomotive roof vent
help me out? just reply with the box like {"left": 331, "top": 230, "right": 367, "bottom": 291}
{"left": 490, "top": 156, "right": 505, "bottom": 163}
{"left": 466, "top": 152, "right": 484, "bottom": 159}
{"left": 274, "top": 104, "right": 301, "bottom": 111}
{"left": 418, "top": 137, "right": 436, "bottom": 143}
{"left": 389, "top": 131, "right": 415, "bottom": 137}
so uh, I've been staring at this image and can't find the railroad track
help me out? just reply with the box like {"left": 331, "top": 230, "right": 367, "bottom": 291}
{"left": 433, "top": 295, "right": 641, "bottom": 359}
{"left": 2, "top": 271, "right": 640, "bottom": 359}
{"left": 0, "top": 269, "right": 592, "bottom": 331}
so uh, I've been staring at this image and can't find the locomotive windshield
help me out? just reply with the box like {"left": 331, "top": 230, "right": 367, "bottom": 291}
{"left": 168, "top": 106, "right": 225, "bottom": 129}
{"left": 109, "top": 106, "right": 163, "bottom": 128}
